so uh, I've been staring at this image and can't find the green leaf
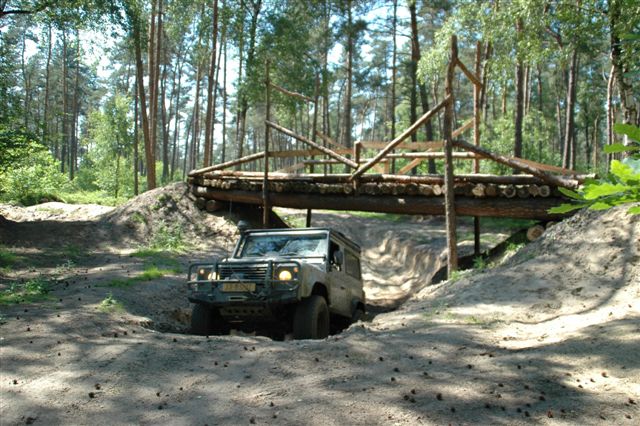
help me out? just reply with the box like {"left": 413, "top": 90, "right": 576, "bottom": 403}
{"left": 628, "top": 206, "right": 640, "bottom": 215}
{"left": 621, "top": 33, "right": 640, "bottom": 41}
{"left": 548, "top": 203, "right": 587, "bottom": 214}
{"left": 589, "top": 202, "right": 612, "bottom": 211}
{"left": 558, "top": 187, "right": 584, "bottom": 200}
{"left": 583, "top": 183, "right": 630, "bottom": 200}
{"left": 611, "top": 160, "right": 640, "bottom": 182}
{"left": 603, "top": 143, "right": 639, "bottom": 154}
{"left": 613, "top": 123, "right": 640, "bottom": 142}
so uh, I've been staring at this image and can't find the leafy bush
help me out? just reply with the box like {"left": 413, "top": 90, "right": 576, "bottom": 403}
{"left": 551, "top": 124, "right": 640, "bottom": 215}
{"left": 0, "top": 278, "right": 50, "bottom": 305}
{"left": 0, "top": 127, "right": 66, "bottom": 205}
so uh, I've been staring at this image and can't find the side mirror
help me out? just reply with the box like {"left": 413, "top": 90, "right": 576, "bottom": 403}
{"left": 237, "top": 220, "right": 250, "bottom": 234}
{"left": 333, "top": 250, "right": 344, "bottom": 266}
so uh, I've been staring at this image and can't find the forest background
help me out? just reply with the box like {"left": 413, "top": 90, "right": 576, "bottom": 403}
{"left": 0, "top": 0, "right": 638, "bottom": 206}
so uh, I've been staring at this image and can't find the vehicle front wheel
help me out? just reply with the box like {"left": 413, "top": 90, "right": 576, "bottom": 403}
{"left": 191, "top": 304, "right": 214, "bottom": 335}
{"left": 293, "top": 295, "right": 330, "bottom": 340}
{"left": 191, "top": 304, "right": 229, "bottom": 336}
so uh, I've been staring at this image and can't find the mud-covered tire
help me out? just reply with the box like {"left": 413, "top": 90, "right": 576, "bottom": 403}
{"left": 293, "top": 295, "right": 330, "bottom": 339}
{"left": 191, "top": 304, "right": 213, "bottom": 335}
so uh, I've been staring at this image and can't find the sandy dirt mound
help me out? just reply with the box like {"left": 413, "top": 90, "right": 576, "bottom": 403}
{"left": 0, "top": 202, "right": 113, "bottom": 222}
{"left": 1, "top": 189, "right": 638, "bottom": 425}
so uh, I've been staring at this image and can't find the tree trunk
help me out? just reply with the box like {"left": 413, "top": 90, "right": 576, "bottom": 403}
{"left": 42, "top": 23, "right": 52, "bottom": 146}
{"left": 562, "top": 49, "right": 578, "bottom": 169}
{"left": 342, "top": 0, "right": 353, "bottom": 150}
{"left": 134, "top": 81, "right": 139, "bottom": 195}
{"left": 70, "top": 33, "right": 80, "bottom": 180}
{"left": 390, "top": 0, "right": 397, "bottom": 172}
{"left": 221, "top": 36, "right": 228, "bottom": 163}
{"left": 514, "top": 19, "right": 524, "bottom": 162}
{"left": 191, "top": 63, "right": 203, "bottom": 170}
{"left": 160, "top": 62, "right": 169, "bottom": 181}
{"left": 203, "top": 0, "right": 219, "bottom": 167}
{"left": 130, "top": 4, "right": 155, "bottom": 191}
{"left": 606, "top": 65, "right": 615, "bottom": 170}
{"left": 61, "top": 30, "right": 68, "bottom": 174}
{"left": 409, "top": 2, "right": 435, "bottom": 174}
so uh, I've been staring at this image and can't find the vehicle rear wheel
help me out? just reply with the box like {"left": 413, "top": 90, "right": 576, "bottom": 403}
{"left": 293, "top": 295, "right": 330, "bottom": 340}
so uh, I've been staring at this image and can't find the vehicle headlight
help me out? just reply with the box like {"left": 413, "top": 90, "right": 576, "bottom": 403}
{"left": 278, "top": 269, "right": 293, "bottom": 281}
{"left": 274, "top": 265, "right": 299, "bottom": 281}
{"left": 197, "top": 267, "right": 217, "bottom": 281}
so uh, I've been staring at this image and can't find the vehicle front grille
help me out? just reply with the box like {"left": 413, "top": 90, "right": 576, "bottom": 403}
{"left": 218, "top": 263, "right": 269, "bottom": 282}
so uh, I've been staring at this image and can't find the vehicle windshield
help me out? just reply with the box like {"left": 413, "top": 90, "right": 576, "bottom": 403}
{"left": 238, "top": 233, "right": 328, "bottom": 258}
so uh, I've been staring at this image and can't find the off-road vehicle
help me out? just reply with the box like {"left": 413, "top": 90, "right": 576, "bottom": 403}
{"left": 187, "top": 226, "right": 365, "bottom": 339}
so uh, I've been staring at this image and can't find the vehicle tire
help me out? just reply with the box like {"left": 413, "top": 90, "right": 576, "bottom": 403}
{"left": 352, "top": 308, "right": 365, "bottom": 323}
{"left": 191, "top": 304, "right": 213, "bottom": 335}
{"left": 293, "top": 295, "right": 330, "bottom": 340}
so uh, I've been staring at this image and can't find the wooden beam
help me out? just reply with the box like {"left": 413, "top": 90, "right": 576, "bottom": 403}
{"left": 189, "top": 151, "right": 265, "bottom": 176}
{"left": 315, "top": 131, "right": 349, "bottom": 150}
{"left": 444, "top": 34, "right": 459, "bottom": 276}
{"left": 455, "top": 57, "right": 483, "bottom": 88}
{"left": 453, "top": 139, "right": 579, "bottom": 188}
{"left": 270, "top": 82, "right": 313, "bottom": 103}
{"left": 452, "top": 118, "right": 474, "bottom": 138}
{"left": 509, "top": 156, "right": 578, "bottom": 176}
{"left": 388, "top": 151, "right": 478, "bottom": 159}
{"left": 398, "top": 158, "right": 423, "bottom": 175}
{"left": 351, "top": 95, "right": 451, "bottom": 179}
{"left": 359, "top": 141, "right": 443, "bottom": 151}
{"left": 266, "top": 121, "right": 358, "bottom": 168}
{"left": 275, "top": 162, "right": 306, "bottom": 173}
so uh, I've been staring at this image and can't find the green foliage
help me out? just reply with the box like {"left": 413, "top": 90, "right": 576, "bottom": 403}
{"left": 131, "top": 249, "right": 181, "bottom": 273}
{"left": 0, "top": 278, "right": 50, "bottom": 305}
{"left": 550, "top": 124, "right": 640, "bottom": 215}
{"left": 103, "top": 265, "right": 171, "bottom": 288}
{"left": 0, "top": 246, "right": 20, "bottom": 270}
{"left": 148, "top": 222, "right": 188, "bottom": 252}
{"left": 0, "top": 127, "right": 66, "bottom": 205}
{"left": 472, "top": 256, "right": 488, "bottom": 271}
{"left": 98, "top": 292, "right": 124, "bottom": 313}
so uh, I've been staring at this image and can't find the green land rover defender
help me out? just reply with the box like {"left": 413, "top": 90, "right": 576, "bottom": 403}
{"left": 187, "top": 227, "right": 365, "bottom": 339}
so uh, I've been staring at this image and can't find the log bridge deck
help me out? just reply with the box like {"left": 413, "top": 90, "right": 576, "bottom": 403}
{"left": 187, "top": 35, "right": 586, "bottom": 276}
{"left": 188, "top": 171, "right": 577, "bottom": 221}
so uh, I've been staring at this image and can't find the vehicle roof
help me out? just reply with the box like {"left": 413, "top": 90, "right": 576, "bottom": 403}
{"left": 243, "top": 227, "right": 361, "bottom": 253}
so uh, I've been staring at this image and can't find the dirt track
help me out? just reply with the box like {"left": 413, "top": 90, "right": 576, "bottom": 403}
{"left": 1, "top": 184, "right": 638, "bottom": 425}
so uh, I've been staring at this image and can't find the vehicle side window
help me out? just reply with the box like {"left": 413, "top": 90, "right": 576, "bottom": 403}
{"left": 345, "top": 251, "right": 360, "bottom": 279}
{"left": 329, "top": 241, "right": 342, "bottom": 271}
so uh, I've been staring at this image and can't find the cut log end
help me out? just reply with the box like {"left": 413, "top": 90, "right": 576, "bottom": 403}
{"left": 526, "top": 224, "right": 545, "bottom": 241}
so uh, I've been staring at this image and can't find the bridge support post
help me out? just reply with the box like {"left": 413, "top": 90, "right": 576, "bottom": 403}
{"left": 262, "top": 60, "right": 271, "bottom": 228}
{"left": 473, "top": 40, "right": 483, "bottom": 257}
{"left": 306, "top": 209, "right": 312, "bottom": 227}
{"left": 444, "top": 35, "right": 459, "bottom": 278}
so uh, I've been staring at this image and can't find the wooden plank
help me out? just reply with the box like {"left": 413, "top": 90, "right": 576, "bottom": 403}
{"left": 387, "top": 151, "right": 478, "bottom": 159}
{"left": 398, "top": 158, "right": 423, "bottom": 175}
{"left": 455, "top": 57, "right": 483, "bottom": 88}
{"left": 270, "top": 82, "right": 313, "bottom": 103}
{"left": 275, "top": 162, "right": 306, "bottom": 173}
{"left": 268, "top": 148, "right": 352, "bottom": 158}
{"left": 351, "top": 95, "right": 451, "bottom": 179}
{"left": 509, "top": 156, "right": 578, "bottom": 176}
{"left": 266, "top": 121, "right": 358, "bottom": 168}
{"left": 188, "top": 151, "right": 265, "bottom": 176}
{"left": 359, "top": 141, "right": 443, "bottom": 151}
{"left": 453, "top": 139, "right": 579, "bottom": 188}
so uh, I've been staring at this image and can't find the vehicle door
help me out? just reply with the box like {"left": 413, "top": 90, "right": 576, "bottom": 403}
{"left": 342, "top": 248, "right": 363, "bottom": 313}
{"left": 326, "top": 240, "right": 351, "bottom": 316}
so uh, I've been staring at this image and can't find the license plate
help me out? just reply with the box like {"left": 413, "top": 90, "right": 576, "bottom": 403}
{"left": 221, "top": 282, "right": 256, "bottom": 292}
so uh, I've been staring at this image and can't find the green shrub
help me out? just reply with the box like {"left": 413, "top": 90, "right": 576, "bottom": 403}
{"left": 0, "top": 278, "right": 50, "bottom": 304}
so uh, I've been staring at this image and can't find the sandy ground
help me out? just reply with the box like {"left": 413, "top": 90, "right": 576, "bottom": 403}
{"left": 0, "top": 184, "right": 638, "bottom": 425}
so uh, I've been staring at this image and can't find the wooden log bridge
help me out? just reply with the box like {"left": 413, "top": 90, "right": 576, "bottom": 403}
{"left": 188, "top": 35, "right": 588, "bottom": 279}
{"left": 188, "top": 172, "right": 571, "bottom": 220}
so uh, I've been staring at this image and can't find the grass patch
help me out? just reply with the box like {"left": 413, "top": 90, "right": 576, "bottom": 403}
{"left": 102, "top": 266, "right": 173, "bottom": 288}
{"left": 98, "top": 293, "right": 125, "bottom": 313}
{"left": 57, "top": 190, "right": 128, "bottom": 206}
{"left": 0, "top": 246, "right": 20, "bottom": 270}
{"left": 131, "top": 248, "right": 182, "bottom": 273}
{"left": 338, "top": 211, "right": 408, "bottom": 222}
{"left": 460, "top": 217, "right": 537, "bottom": 233}
{"left": 0, "top": 278, "right": 50, "bottom": 304}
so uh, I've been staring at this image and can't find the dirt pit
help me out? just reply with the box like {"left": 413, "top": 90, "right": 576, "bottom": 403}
{"left": 1, "top": 184, "right": 638, "bottom": 425}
